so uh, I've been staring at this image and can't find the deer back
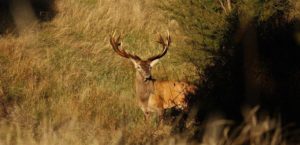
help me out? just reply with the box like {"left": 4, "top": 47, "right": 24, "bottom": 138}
{"left": 150, "top": 80, "right": 197, "bottom": 110}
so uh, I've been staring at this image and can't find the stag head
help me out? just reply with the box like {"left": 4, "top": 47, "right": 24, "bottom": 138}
{"left": 110, "top": 34, "right": 171, "bottom": 81}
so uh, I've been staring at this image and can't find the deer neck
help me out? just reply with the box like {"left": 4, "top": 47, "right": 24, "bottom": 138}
{"left": 135, "top": 71, "right": 154, "bottom": 102}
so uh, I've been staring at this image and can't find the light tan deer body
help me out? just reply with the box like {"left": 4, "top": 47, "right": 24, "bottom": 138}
{"left": 151, "top": 80, "right": 197, "bottom": 110}
{"left": 110, "top": 34, "right": 197, "bottom": 120}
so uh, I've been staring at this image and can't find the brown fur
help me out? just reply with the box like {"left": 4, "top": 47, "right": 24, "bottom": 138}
{"left": 150, "top": 81, "right": 197, "bottom": 111}
{"left": 110, "top": 34, "right": 198, "bottom": 121}
{"left": 135, "top": 70, "right": 197, "bottom": 120}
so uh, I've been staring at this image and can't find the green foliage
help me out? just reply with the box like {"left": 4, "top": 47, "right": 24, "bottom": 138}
{"left": 158, "top": 0, "right": 296, "bottom": 72}
{"left": 161, "top": 0, "right": 228, "bottom": 50}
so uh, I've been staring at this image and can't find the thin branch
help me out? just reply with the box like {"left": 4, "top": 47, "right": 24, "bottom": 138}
{"left": 218, "top": 0, "right": 228, "bottom": 14}
{"left": 227, "top": 0, "right": 232, "bottom": 12}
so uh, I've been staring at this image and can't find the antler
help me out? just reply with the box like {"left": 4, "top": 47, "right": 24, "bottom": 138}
{"left": 147, "top": 34, "right": 171, "bottom": 61}
{"left": 110, "top": 35, "right": 141, "bottom": 60}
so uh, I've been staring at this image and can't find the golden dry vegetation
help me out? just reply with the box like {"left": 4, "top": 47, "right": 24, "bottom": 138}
{"left": 0, "top": 0, "right": 299, "bottom": 145}
{"left": 0, "top": 0, "right": 202, "bottom": 144}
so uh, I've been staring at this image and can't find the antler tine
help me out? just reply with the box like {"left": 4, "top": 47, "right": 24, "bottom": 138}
{"left": 110, "top": 35, "right": 126, "bottom": 57}
{"left": 147, "top": 34, "right": 171, "bottom": 61}
{"left": 110, "top": 35, "right": 141, "bottom": 60}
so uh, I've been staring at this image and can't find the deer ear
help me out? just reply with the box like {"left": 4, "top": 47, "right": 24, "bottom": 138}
{"left": 150, "top": 59, "right": 160, "bottom": 67}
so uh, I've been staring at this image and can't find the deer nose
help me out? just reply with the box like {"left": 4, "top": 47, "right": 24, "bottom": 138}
{"left": 144, "top": 75, "right": 152, "bottom": 81}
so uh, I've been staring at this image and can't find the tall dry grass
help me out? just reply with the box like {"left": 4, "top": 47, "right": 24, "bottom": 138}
{"left": 0, "top": 0, "right": 199, "bottom": 144}
{"left": 0, "top": 0, "right": 295, "bottom": 144}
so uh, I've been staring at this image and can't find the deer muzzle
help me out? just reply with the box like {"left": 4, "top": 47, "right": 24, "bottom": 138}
{"left": 144, "top": 75, "right": 152, "bottom": 82}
